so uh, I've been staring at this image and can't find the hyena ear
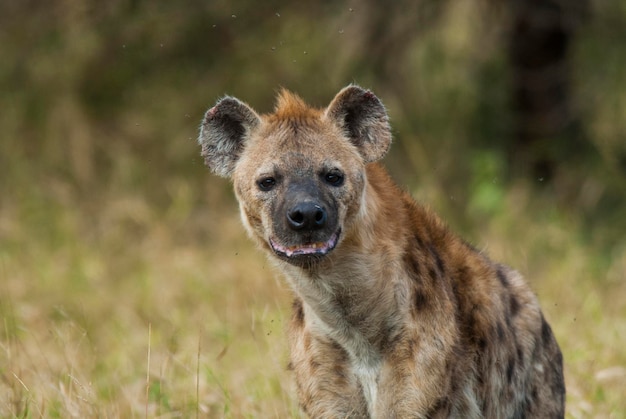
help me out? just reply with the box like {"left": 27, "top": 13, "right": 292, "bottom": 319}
{"left": 198, "top": 97, "right": 261, "bottom": 178}
{"left": 324, "top": 85, "right": 391, "bottom": 163}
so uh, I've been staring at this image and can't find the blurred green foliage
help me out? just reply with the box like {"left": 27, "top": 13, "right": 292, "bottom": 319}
{"left": 1, "top": 0, "right": 624, "bottom": 249}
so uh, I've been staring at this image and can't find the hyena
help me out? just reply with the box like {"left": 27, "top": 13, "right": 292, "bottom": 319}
{"left": 198, "top": 85, "right": 565, "bottom": 418}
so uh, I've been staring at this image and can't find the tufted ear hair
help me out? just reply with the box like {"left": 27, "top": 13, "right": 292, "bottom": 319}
{"left": 198, "top": 97, "right": 261, "bottom": 178}
{"left": 324, "top": 85, "right": 391, "bottom": 163}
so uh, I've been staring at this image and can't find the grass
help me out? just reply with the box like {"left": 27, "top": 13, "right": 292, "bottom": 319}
{"left": 0, "top": 187, "right": 299, "bottom": 417}
{"left": 1, "top": 156, "right": 625, "bottom": 417}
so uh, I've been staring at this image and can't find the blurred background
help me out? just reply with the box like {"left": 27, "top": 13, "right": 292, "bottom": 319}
{"left": 1, "top": 0, "right": 624, "bottom": 417}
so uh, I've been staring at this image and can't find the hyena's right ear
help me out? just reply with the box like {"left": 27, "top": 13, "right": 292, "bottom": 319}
{"left": 198, "top": 97, "right": 261, "bottom": 178}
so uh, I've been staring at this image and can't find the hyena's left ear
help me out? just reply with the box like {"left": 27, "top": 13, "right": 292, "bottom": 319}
{"left": 324, "top": 85, "right": 391, "bottom": 163}
{"left": 198, "top": 97, "right": 261, "bottom": 178}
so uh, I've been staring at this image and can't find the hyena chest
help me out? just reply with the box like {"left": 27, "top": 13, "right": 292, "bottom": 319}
{"left": 353, "top": 359, "right": 382, "bottom": 416}
{"left": 307, "top": 303, "right": 383, "bottom": 415}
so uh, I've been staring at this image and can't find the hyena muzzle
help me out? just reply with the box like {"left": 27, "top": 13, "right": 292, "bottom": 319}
{"left": 198, "top": 85, "right": 565, "bottom": 418}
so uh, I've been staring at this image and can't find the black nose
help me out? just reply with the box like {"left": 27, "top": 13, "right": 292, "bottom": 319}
{"left": 287, "top": 202, "right": 327, "bottom": 231}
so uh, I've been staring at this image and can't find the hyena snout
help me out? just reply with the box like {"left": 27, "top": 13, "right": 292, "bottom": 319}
{"left": 268, "top": 184, "right": 340, "bottom": 263}
{"left": 287, "top": 201, "right": 327, "bottom": 231}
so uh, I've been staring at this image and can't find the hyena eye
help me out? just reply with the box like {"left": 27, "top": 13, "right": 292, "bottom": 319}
{"left": 258, "top": 177, "right": 277, "bottom": 191}
{"left": 324, "top": 170, "right": 344, "bottom": 187}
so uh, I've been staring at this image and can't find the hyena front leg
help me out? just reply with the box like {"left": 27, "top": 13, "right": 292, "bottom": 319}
{"left": 288, "top": 302, "right": 368, "bottom": 418}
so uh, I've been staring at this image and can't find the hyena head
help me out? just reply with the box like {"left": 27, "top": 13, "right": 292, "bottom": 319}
{"left": 198, "top": 85, "right": 391, "bottom": 268}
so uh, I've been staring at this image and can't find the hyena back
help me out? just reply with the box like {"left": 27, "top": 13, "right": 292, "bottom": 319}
{"left": 198, "top": 86, "right": 565, "bottom": 418}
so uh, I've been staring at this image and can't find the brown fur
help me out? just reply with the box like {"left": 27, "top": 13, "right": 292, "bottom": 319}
{"left": 198, "top": 85, "right": 565, "bottom": 418}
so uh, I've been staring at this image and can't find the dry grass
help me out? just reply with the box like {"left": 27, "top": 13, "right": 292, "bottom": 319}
{"left": 1, "top": 189, "right": 299, "bottom": 417}
{"left": 1, "top": 162, "right": 625, "bottom": 417}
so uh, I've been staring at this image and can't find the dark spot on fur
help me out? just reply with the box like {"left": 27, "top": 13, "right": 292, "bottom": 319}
{"left": 426, "top": 397, "right": 450, "bottom": 417}
{"left": 476, "top": 369, "right": 485, "bottom": 387}
{"left": 481, "top": 396, "right": 489, "bottom": 416}
{"left": 292, "top": 299, "right": 305, "bottom": 326}
{"left": 497, "top": 267, "right": 509, "bottom": 287}
{"left": 531, "top": 386, "right": 538, "bottom": 402}
{"left": 517, "top": 347, "right": 524, "bottom": 364}
{"left": 510, "top": 295, "right": 521, "bottom": 316}
{"left": 555, "top": 349, "right": 563, "bottom": 366}
{"left": 405, "top": 252, "right": 422, "bottom": 279}
{"left": 330, "top": 340, "right": 350, "bottom": 362}
{"left": 332, "top": 363, "right": 344, "bottom": 376}
{"left": 451, "top": 279, "right": 459, "bottom": 297}
{"left": 414, "top": 290, "right": 428, "bottom": 311}
{"left": 287, "top": 361, "right": 294, "bottom": 371}
{"left": 541, "top": 315, "right": 552, "bottom": 344}
{"left": 507, "top": 358, "right": 516, "bottom": 383}
{"left": 414, "top": 234, "right": 425, "bottom": 250}
{"left": 428, "top": 243, "right": 446, "bottom": 276}
{"left": 554, "top": 370, "right": 566, "bottom": 396}
{"left": 478, "top": 337, "right": 487, "bottom": 351}
{"left": 381, "top": 324, "right": 406, "bottom": 354}
{"left": 334, "top": 292, "right": 351, "bottom": 315}
{"left": 332, "top": 364, "right": 348, "bottom": 386}
{"left": 505, "top": 310, "right": 513, "bottom": 329}
{"left": 497, "top": 322, "right": 505, "bottom": 341}
{"left": 435, "top": 254, "right": 446, "bottom": 275}
{"left": 463, "top": 306, "right": 486, "bottom": 350}
{"left": 552, "top": 352, "right": 565, "bottom": 395}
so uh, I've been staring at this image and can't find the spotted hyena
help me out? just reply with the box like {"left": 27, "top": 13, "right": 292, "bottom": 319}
{"left": 198, "top": 85, "right": 565, "bottom": 418}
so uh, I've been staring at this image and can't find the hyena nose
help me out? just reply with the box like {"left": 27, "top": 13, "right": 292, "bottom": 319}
{"left": 287, "top": 202, "right": 327, "bottom": 231}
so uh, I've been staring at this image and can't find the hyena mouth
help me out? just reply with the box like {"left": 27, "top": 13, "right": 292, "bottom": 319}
{"left": 269, "top": 230, "right": 340, "bottom": 259}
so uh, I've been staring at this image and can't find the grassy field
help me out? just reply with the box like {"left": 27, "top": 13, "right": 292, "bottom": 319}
{"left": 1, "top": 1, "right": 625, "bottom": 418}
{"left": 1, "top": 148, "right": 625, "bottom": 418}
